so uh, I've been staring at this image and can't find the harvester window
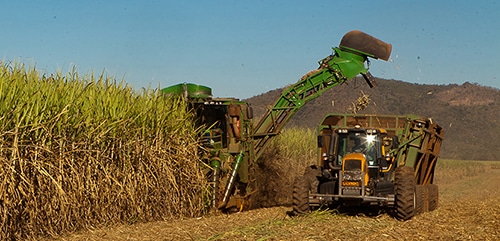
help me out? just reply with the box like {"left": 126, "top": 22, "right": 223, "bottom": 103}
{"left": 197, "top": 105, "right": 228, "bottom": 148}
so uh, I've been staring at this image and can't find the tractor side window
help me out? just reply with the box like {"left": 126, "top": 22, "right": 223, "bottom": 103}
{"left": 365, "top": 144, "right": 377, "bottom": 166}
{"left": 336, "top": 134, "right": 348, "bottom": 165}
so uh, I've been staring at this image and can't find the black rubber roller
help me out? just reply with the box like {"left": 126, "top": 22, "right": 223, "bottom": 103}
{"left": 340, "top": 30, "right": 392, "bottom": 61}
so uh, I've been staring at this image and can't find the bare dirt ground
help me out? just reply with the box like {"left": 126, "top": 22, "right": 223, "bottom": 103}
{"left": 50, "top": 164, "right": 500, "bottom": 241}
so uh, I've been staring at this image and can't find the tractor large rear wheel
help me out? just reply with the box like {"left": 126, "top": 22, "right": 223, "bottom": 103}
{"left": 292, "top": 176, "right": 310, "bottom": 215}
{"left": 427, "top": 184, "right": 439, "bottom": 211}
{"left": 394, "top": 166, "right": 416, "bottom": 220}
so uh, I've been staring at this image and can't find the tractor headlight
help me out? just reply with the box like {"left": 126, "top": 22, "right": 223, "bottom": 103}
{"left": 337, "top": 128, "right": 348, "bottom": 133}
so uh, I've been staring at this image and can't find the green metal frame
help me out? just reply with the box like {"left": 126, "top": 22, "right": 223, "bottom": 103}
{"left": 252, "top": 46, "right": 382, "bottom": 161}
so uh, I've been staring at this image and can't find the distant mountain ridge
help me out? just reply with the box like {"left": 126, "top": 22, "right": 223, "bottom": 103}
{"left": 245, "top": 78, "right": 500, "bottom": 160}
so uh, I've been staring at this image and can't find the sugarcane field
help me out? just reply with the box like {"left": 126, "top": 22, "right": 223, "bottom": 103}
{"left": 0, "top": 63, "right": 499, "bottom": 240}
{"left": 1, "top": 3, "right": 500, "bottom": 239}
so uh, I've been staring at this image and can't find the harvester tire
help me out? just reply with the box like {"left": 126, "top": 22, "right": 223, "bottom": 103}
{"left": 292, "top": 176, "right": 310, "bottom": 215}
{"left": 415, "top": 184, "right": 426, "bottom": 214}
{"left": 394, "top": 166, "right": 416, "bottom": 220}
{"left": 427, "top": 184, "right": 439, "bottom": 211}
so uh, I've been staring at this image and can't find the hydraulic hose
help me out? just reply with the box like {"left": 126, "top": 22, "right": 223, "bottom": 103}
{"left": 210, "top": 158, "right": 221, "bottom": 209}
{"left": 218, "top": 151, "right": 244, "bottom": 209}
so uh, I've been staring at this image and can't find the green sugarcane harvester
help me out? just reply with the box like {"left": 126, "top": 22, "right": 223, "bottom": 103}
{"left": 162, "top": 30, "right": 393, "bottom": 212}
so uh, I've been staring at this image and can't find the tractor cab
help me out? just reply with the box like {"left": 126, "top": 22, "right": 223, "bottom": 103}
{"left": 319, "top": 126, "right": 394, "bottom": 173}
{"left": 316, "top": 116, "right": 400, "bottom": 200}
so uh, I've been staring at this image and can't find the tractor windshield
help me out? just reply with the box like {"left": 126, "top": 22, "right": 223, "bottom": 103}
{"left": 337, "top": 131, "right": 381, "bottom": 166}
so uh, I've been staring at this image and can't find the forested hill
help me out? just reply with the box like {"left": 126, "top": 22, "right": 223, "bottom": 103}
{"left": 245, "top": 78, "right": 500, "bottom": 160}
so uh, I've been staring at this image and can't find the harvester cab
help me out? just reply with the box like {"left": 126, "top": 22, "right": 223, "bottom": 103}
{"left": 161, "top": 83, "right": 253, "bottom": 149}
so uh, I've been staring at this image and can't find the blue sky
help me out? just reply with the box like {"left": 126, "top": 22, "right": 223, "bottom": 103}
{"left": 1, "top": 1, "right": 498, "bottom": 98}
